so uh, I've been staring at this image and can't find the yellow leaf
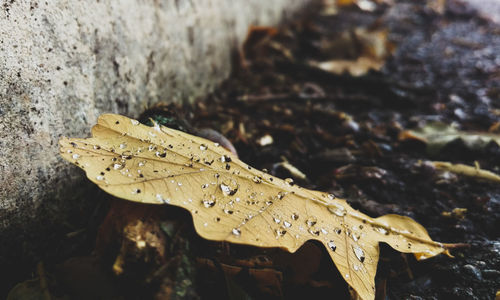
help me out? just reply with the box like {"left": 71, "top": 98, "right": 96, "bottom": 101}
{"left": 432, "top": 161, "right": 500, "bottom": 183}
{"left": 59, "top": 114, "right": 450, "bottom": 300}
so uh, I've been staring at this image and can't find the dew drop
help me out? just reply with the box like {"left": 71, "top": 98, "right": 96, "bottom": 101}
{"left": 155, "top": 151, "right": 166, "bottom": 158}
{"left": 72, "top": 154, "right": 80, "bottom": 159}
{"left": 214, "top": 142, "right": 220, "bottom": 147}
{"left": 132, "top": 188, "right": 141, "bottom": 194}
{"left": 148, "top": 145, "right": 156, "bottom": 151}
{"left": 335, "top": 228, "right": 342, "bottom": 234}
{"left": 223, "top": 208, "right": 234, "bottom": 215}
{"left": 96, "top": 175, "right": 104, "bottom": 181}
{"left": 113, "top": 163, "right": 124, "bottom": 170}
{"left": 201, "top": 183, "right": 209, "bottom": 189}
{"left": 328, "top": 193, "right": 336, "bottom": 200}
{"left": 138, "top": 161, "right": 146, "bottom": 167}
{"left": 284, "top": 178, "right": 294, "bottom": 186}
{"left": 308, "top": 227, "right": 321, "bottom": 236}
{"left": 202, "top": 198, "right": 216, "bottom": 208}
{"left": 373, "top": 226, "right": 388, "bottom": 235}
{"left": 131, "top": 119, "right": 140, "bottom": 126}
{"left": 291, "top": 213, "right": 299, "bottom": 220}
{"left": 321, "top": 228, "right": 329, "bottom": 234}
{"left": 328, "top": 203, "right": 347, "bottom": 217}
{"left": 352, "top": 232, "right": 361, "bottom": 242}
{"left": 66, "top": 149, "right": 73, "bottom": 154}
{"left": 156, "top": 194, "right": 163, "bottom": 203}
{"left": 353, "top": 246, "right": 365, "bottom": 263}
{"left": 275, "top": 227, "right": 287, "bottom": 238}
{"left": 273, "top": 217, "right": 281, "bottom": 224}
{"left": 353, "top": 265, "right": 360, "bottom": 271}
{"left": 328, "top": 240, "right": 337, "bottom": 252}
{"left": 306, "top": 216, "right": 317, "bottom": 227}
{"left": 199, "top": 144, "right": 208, "bottom": 151}
{"left": 252, "top": 176, "right": 262, "bottom": 183}
{"left": 220, "top": 155, "right": 232, "bottom": 163}
{"left": 232, "top": 228, "right": 241, "bottom": 236}
{"left": 277, "top": 192, "right": 286, "bottom": 200}
{"left": 283, "top": 221, "right": 292, "bottom": 228}
{"left": 220, "top": 181, "right": 238, "bottom": 196}
{"left": 93, "top": 145, "right": 101, "bottom": 150}
{"left": 149, "top": 132, "right": 157, "bottom": 138}
{"left": 119, "top": 143, "right": 127, "bottom": 149}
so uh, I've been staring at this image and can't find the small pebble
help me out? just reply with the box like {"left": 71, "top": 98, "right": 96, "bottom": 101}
{"left": 462, "top": 264, "right": 482, "bottom": 281}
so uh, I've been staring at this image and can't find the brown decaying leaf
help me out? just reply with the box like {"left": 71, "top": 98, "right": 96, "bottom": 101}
{"left": 60, "top": 114, "right": 451, "bottom": 300}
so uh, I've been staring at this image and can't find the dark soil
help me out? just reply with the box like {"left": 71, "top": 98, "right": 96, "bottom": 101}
{"left": 186, "top": 1, "right": 500, "bottom": 299}
{"left": 5, "top": 0, "right": 500, "bottom": 299}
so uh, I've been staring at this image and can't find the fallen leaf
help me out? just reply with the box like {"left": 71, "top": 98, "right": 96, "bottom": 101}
{"left": 432, "top": 161, "right": 500, "bottom": 183}
{"left": 311, "top": 28, "right": 394, "bottom": 77}
{"left": 441, "top": 208, "right": 467, "bottom": 220}
{"left": 60, "top": 114, "right": 451, "bottom": 300}
{"left": 311, "top": 57, "right": 384, "bottom": 77}
{"left": 400, "top": 122, "right": 500, "bottom": 155}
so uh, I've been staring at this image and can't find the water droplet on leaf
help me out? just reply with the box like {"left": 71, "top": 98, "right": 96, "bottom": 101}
{"left": 252, "top": 176, "right": 262, "bottom": 183}
{"left": 328, "top": 203, "right": 347, "bottom": 217}
{"left": 220, "top": 180, "right": 238, "bottom": 196}
{"left": 328, "top": 240, "right": 337, "bottom": 252}
{"left": 306, "top": 216, "right": 317, "bottom": 227}
{"left": 202, "top": 198, "right": 216, "bottom": 208}
{"left": 221, "top": 155, "right": 231, "bottom": 163}
{"left": 353, "top": 245, "right": 365, "bottom": 263}
{"left": 275, "top": 227, "right": 287, "bottom": 238}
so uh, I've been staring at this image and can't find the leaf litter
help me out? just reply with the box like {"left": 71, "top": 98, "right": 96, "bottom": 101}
{"left": 59, "top": 114, "right": 453, "bottom": 300}
{"left": 7, "top": 1, "right": 500, "bottom": 299}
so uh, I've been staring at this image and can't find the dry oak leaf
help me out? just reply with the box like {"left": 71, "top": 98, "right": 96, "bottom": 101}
{"left": 60, "top": 114, "right": 451, "bottom": 300}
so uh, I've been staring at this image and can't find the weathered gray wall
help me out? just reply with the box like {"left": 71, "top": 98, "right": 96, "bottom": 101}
{"left": 0, "top": 0, "right": 308, "bottom": 282}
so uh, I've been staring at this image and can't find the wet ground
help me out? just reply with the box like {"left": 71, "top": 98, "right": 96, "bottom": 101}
{"left": 185, "top": 0, "right": 500, "bottom": 299}
{"left": 5, "top": 0, "right": 500, "bottom": 299}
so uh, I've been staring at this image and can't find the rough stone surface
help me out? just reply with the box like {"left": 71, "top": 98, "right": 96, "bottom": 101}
{"left": 0, "top": 0, "right": 307, "bottom": 275}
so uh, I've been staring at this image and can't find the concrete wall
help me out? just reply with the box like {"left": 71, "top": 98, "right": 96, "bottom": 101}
{"left": 0, "top": 0, "right": 308, "bottom": 279}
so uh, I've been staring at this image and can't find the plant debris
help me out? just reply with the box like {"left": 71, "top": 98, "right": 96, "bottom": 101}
{"left": 6, "top": 0, "right": 500, "bottom": 299}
